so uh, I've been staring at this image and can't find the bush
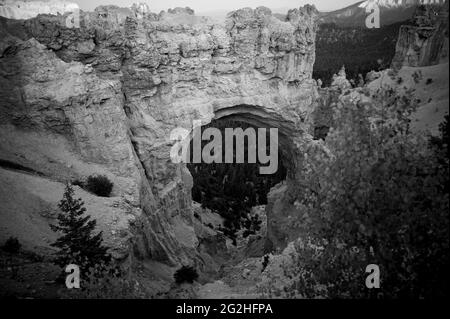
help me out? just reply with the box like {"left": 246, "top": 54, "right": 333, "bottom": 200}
{"left": 85, "top": 175, "right": 113, "bottom": 197}
{"left": 3, "top": 237, "right": 21, "bottom": 254}
{"left": 174, "top": 265, "right": 199, "bottom": 284}
{"left": 242, "top": 214, "right": 262, "bottom": 238}
{"left": 412, "top": 71, "right": 422, "bottom": 84}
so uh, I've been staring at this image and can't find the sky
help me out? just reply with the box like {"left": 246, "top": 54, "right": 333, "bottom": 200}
{"left": 71, "top": 0, "right": 358, "bottom": 13}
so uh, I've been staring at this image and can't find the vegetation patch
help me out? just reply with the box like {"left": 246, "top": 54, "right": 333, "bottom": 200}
{"left": 187, "top": 119, "right": 286, "bottom": 244}
{"left": 2, "top": 237, "right": 21, "bottom": 254}
{"left": 259, "top": 89, "right": 449, "bottom": 298}
{"left": 85, "top": 175, "right": 114, "bottom": 197}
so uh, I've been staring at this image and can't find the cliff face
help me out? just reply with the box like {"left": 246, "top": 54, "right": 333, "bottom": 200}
{"left": 0, "top": 5, "right": 319, "bottom": 270}
{"left": 391, "top": 3, "right": 449, "bottom": 69}
{"left": 0, "top": 0, "right": 79, "bottom": 20}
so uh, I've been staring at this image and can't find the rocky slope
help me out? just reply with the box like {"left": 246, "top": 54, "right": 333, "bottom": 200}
{"left": 314, "top": 2, "right": 448, "bottom": 133}
{"left": 0, "top": 3, "right": 320, "bottom": 284}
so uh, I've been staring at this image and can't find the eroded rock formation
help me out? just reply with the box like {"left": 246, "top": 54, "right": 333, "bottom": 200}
{"left": 391, "top": 2, "right": 449, "bottom": 69}
{"left": 0, "top": 4, "right": 320, "bottom": 274}
{"left": 0, "top": 0, "right": 79, "bottom": 20}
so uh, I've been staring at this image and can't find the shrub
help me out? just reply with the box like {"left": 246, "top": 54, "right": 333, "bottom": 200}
{"left": 262, "top": 88, "right": 449, "bottom": 298}
{"left": 412, "top": 71, "right": 422, "bottom": 83}
{"left": 426, "top": 78, "right": 433, "bottom": 85}
{"left": 242, "top": 214, "right": 262, "bottom": 238}
{"left": 3, "top": 237, "right": 21, "bottom": 254}
{"left": 174, "top": 265, "right": 199, "bottom": 284}
{"left": 85, "top": 175, "right": 113, "bottom": 197}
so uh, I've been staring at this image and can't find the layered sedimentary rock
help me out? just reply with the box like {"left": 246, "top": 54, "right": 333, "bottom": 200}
{"left": 0, "top": 0, "right": 79, "bottom": 20}
{"left": 391, "top": 3, "right": 449, "bottom": 69}
{"left": 0, "top": 4, "right": 319, "bottom": 270}
{"left": 0, "top": 37, "right": 145, "bottom": 260}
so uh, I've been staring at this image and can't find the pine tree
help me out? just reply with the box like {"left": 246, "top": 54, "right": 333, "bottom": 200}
{"left": 50, "top": 184, "right": 110, "bottom": 271}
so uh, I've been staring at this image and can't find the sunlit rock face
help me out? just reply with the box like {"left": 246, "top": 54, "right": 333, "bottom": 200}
{"left": 0, "top": 0, "right": 79, "bottom": 20}
{"left": 0, "top": 4, "right": 319, "bottom": 269}
{"left": 0, "top": 37, "right": 147, "bottom": 261}
{"left": 392, "top": 3, "right": 449, "bottom": 69}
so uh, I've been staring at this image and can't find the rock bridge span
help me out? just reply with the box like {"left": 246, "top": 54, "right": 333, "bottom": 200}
{"left": 0, "top": 5, "right": 320, "bottom": 267}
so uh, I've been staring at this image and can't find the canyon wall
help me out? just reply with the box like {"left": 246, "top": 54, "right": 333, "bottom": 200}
{"left": 392, "top": 3, "right": 449, "bottom": 68}
{"left": 0, "top": 4, "right": 319, "bottom": 270}
{"left": 0, "top": 0, "right": 79, "bottom": 20}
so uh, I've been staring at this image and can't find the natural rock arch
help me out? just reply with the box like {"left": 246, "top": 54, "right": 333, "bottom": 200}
{"left": 180, "top": 104, "right": 309, "bottom": 252}
{"left": 117, "top": 6, "right": 321, "bottom": 266}
{"left": 131, "top": 97, "right": 316, "bottom": 266}
{"left": 0, "top": 4, "right": 321, "bottom": 268}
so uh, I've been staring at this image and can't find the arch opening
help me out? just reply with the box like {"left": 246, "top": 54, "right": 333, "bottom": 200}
{"left": 185, "top": 105, "right": 299, "bottom": 254}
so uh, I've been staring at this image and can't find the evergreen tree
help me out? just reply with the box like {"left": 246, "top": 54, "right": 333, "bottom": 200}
{"left": 50, "top": 184, "right": 110, "bottom": 271}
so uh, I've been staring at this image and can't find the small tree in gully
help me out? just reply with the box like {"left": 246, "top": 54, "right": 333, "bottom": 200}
{"left": 50, "top": 184, "right": 110, "bottom": 273}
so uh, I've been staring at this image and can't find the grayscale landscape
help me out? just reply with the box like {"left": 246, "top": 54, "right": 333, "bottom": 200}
{"left": 0, "top": 0, "right": 448, "bottom": 299}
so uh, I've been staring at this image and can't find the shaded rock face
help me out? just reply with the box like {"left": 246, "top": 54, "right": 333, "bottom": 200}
{"left": 0, "top": 38, "right": 147, "bottom": 261}
{"left": 0, "top": 5, "right": 319, "bottom": 268}
{"left": 392, "top": 3, "right": 449, "bottom": 69}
